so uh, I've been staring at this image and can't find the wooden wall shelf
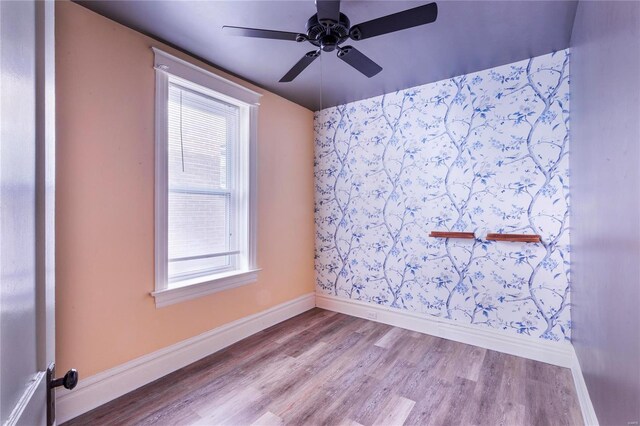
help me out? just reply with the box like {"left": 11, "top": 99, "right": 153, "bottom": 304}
{"left": 429, "top": 231, "right": 475, "bottom": 239}
{"left": 486, "top": 233, "right": 541, "bottom": 243}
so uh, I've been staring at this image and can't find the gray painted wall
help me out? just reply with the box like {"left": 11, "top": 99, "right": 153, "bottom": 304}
{"left": 570, "top": 2, "right": 640, "bottom": 425}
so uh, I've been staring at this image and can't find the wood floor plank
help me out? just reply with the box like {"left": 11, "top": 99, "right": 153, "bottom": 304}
{"left": 455, "top": 344, "right": 487, "bottom": 382}
{"left": 320, "top": 316, "right": 371, "bottom": 345}
{"left": 465, "top": 350, "right": 508, "bottom": 425}
{"left": 348, "top": 382, "right": 396, "bottom": 426}
{"left": 250, "top": 411, "right": 283, "bottom": 426}
{"left": 269, "top": 332, "right": 368, "bottom": 418}
{"left": 367, "top": 331, "right": 418, "bottom": 379}
{"left": 494, "top": 400, "right": 527, "bottom": 426}
{"left": 282, "top": 314, "right": 354, "bottom": 358}
{"left": 324, "top": 343, "right": 387, "bottom": 392}
{"left": 402, "top": 376, "right": 451, "bottom": 425}
{"left": 318, "top": 374, "right": 382, "bottom": 425}
{"left": 432, "top": 377, "right": 477, "bottom": 426}
{"left": 396, "top": 336, "right": 449, "bottom": 402}
{"left": 65, "top": 308, "right": 584, "bottom": 426}
{"left": 397, "top": 332, "right": 438, "bottom": 365}
{"left": 423, "top": 337, "right": 464, "bottom": 383}
{"left": 270, "top": 309, "right": 338, "bottom": 344}
{"left": 371, "top": 394, "right": 416, "bottom": 426}
{"left": 374, "top": 326, "right": 404, "bottom": 349}
{"left": 336, "top": 419, "right": 364, "bottom": 426}
{"left": 194, "top": 385, "right": 263, "bottom": 424}
{"left": 497, "top": 353, "right": 528, "bottom": 406}
{"left": 278, "top": 380, "right": 346, "bottom": 425}
{"left": 353, "top": 318, "right": 393, "bottom": 340}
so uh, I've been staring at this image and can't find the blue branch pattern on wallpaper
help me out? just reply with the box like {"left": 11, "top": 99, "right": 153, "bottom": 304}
{"left": 314, "top": 50, "right": 571, "bottom": 341}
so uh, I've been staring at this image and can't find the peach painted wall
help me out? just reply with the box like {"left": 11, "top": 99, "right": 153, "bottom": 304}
{"left": 55, "top": 1, "right": 315, "bottom": 378}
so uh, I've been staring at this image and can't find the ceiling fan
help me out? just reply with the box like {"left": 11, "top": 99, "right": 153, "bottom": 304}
{"left": 222, "top": 1, "right": 438, "bottom": 82}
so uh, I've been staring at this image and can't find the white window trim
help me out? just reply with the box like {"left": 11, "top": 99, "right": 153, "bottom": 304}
{"left": 151, "top": 48, "right": 261, "bottom": 308}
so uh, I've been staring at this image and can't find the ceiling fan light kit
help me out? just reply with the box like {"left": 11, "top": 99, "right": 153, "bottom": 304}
{"left": 223, "top": 1, "right": 438, "bottom": 83}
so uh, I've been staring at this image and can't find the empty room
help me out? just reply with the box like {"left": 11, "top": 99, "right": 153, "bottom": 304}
{"left": 1, "top": 0, "right": 639, "bottom": 425}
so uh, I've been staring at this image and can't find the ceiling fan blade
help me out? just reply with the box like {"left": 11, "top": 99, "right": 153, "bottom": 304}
{"left": 280, "top": 51, "right": 320, "bottom": 82}
{"left": 316, "top": 0, "right": 341, "bottom": 25}
{"left": 349, "top": 2, "right": 438, "bottom": 41}
{"left": 222, "top": 25, "right": 302, "bottom": 41}
{"left": 337, "top": 46, "right": 382, "bottom": 78}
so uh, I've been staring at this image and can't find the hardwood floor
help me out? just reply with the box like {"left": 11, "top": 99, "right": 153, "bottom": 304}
{"left": 65, "top": 309, "right": 583, "bottom": 426}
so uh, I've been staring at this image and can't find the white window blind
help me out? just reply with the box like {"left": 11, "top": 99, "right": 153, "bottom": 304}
{"left": 153, "top": 48, "right": 260, "bottom": 307}
{"left": 167, "top": 82, "right": 240, "bottom": 283}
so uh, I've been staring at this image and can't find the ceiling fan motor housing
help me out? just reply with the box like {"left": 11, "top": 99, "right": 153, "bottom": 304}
{"left": 223, "top": 1, "right": 438, "bottom": 82}
{"left": 305, "top": 13, "right": 350, "bottom": 52}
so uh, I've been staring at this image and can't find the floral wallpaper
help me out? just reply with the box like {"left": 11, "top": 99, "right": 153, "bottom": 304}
{"left": 314, "top": 50, "right": 571, "bottom": 341}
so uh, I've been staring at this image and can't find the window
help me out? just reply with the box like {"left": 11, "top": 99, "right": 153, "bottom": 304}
{"left": 152, "top": 48, "right": 261, "bottom": 308}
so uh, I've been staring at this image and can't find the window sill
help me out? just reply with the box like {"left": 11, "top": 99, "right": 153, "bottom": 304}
{"left": 151, "top": 269, "right": 260, "bottom": 308}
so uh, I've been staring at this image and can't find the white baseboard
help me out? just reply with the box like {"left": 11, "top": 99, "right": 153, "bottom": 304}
{"left": 56, "top": 293, "right": 315, "bottom": 424}
{"left": 57, "top": 291, "right": 598, "bottom": 426}
{"left": 570, "top": 347, "right": 600, "bottom": 426}
{"left": 316, "top": 293, "right": 574, "bottom": 368}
